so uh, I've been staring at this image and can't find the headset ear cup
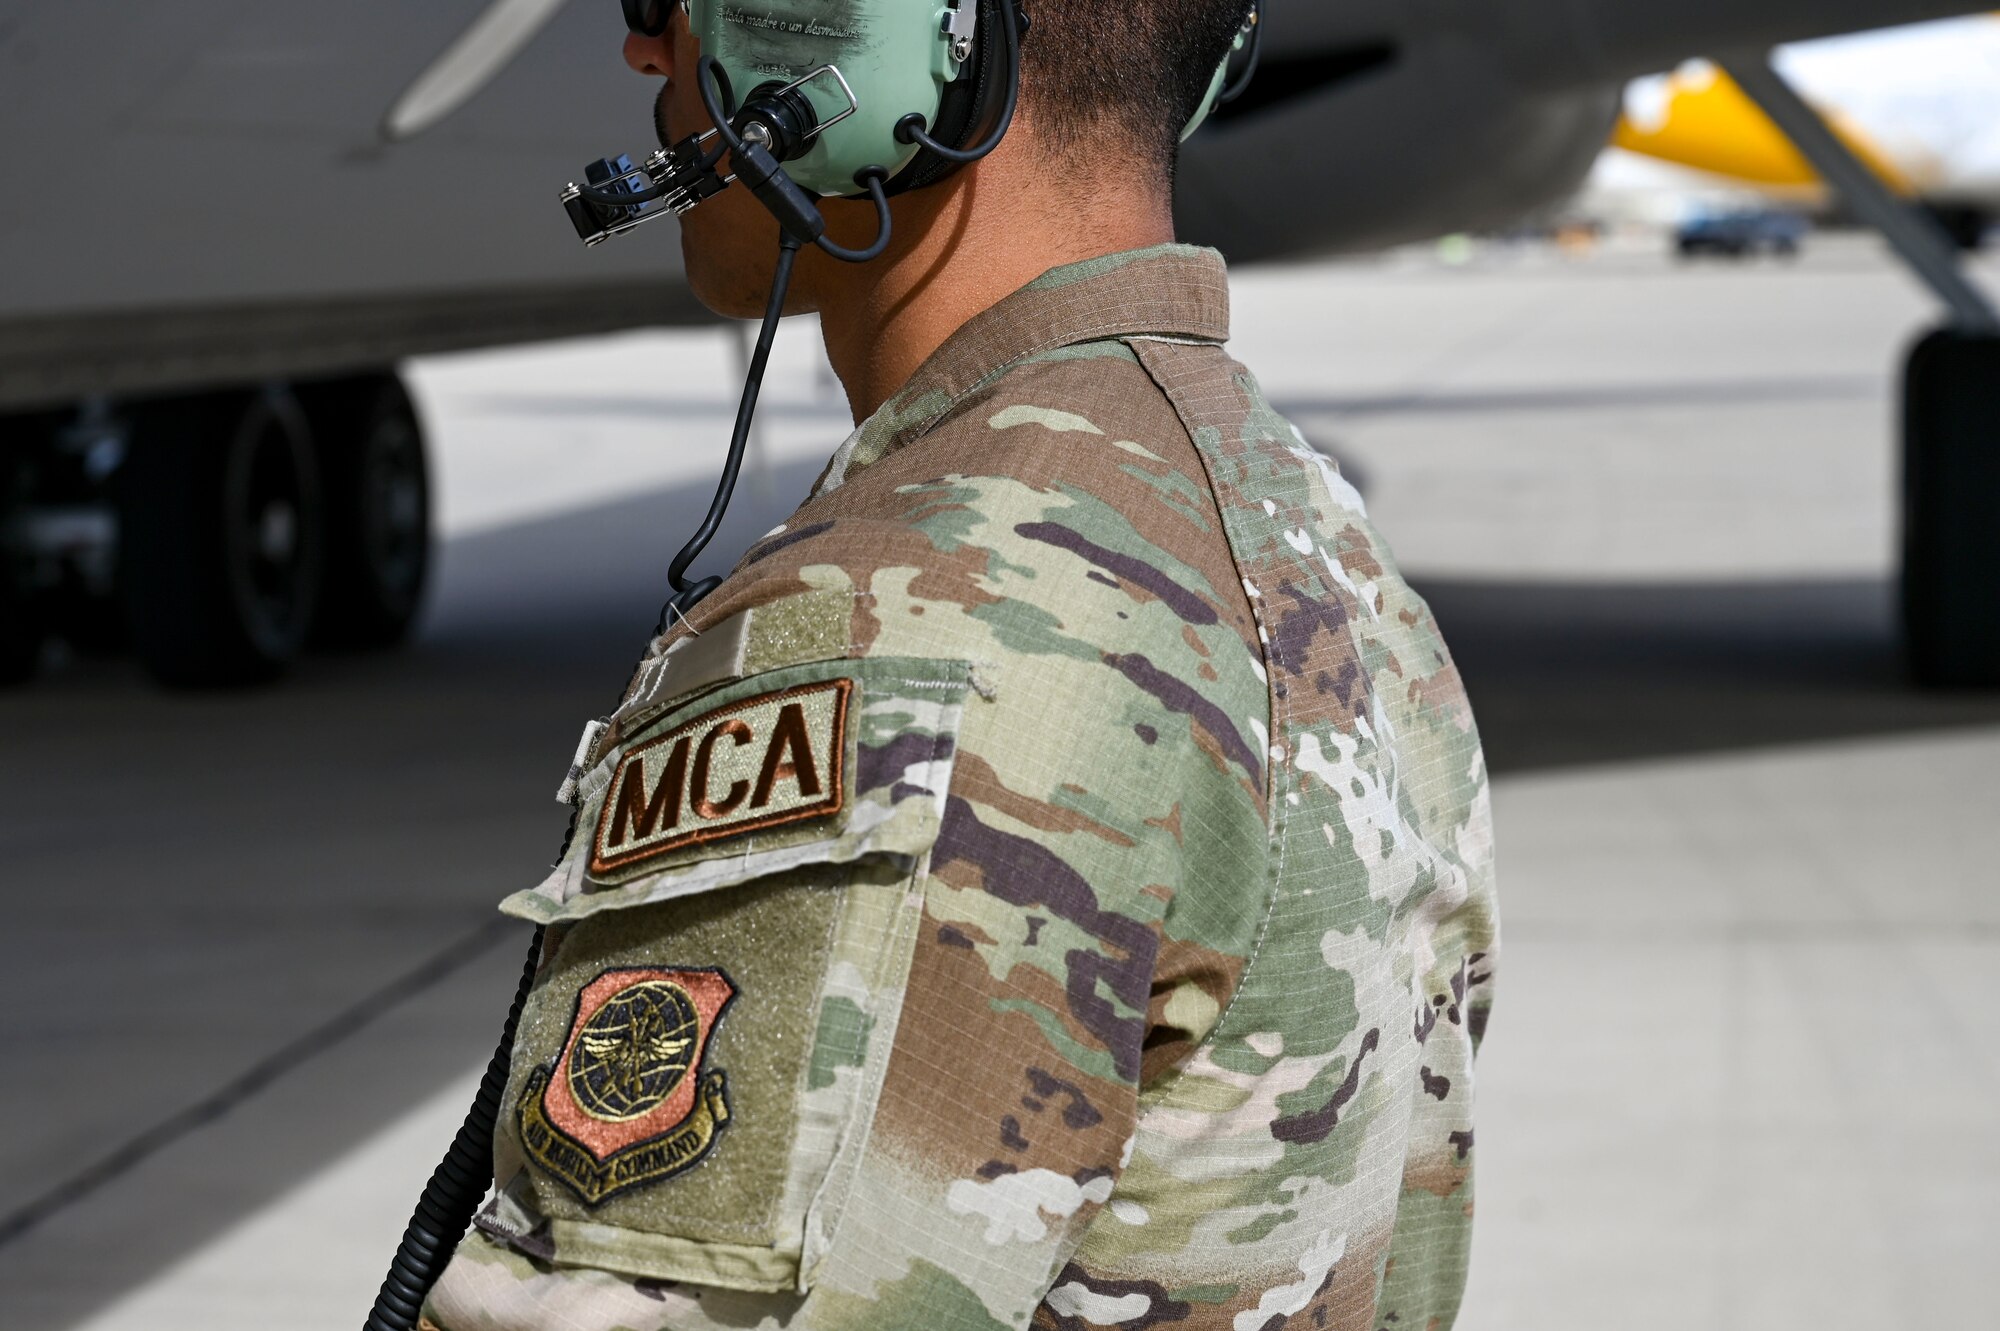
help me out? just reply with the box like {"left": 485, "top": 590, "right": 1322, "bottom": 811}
{"left": 884, "top": 0, "right": 1009, "bottom": 196}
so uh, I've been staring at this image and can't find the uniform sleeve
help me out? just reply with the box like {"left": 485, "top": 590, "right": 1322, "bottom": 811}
{"left": 425, "top": 440, "right": 1271, "bottom": 1331}
{"left": 1371, "top": 592, "right": 1501, "bottom": 1331}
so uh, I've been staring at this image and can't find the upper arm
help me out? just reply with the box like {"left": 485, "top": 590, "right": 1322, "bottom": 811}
{"left": 427, "top": 498, "right": 1266, "bottom": 1331}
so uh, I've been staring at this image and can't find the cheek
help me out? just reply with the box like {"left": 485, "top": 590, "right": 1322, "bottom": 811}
{"left": 668, "top": 72, "right": 702, "bottom": 141}
{"left": 670, "top": 22, "right": 708, "bottom": 136}
{"left": 666, "top": 24, "right": 818, "bottom": 323}
{"left": 679, "top": 192, "right": 784, "bottom": 320}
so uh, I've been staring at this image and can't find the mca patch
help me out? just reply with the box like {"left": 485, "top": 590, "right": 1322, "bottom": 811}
{"left": 591, "top": 678, "right": 851, "bottom": 877}
{"left": 520, "top": 967, "right": 736, "bottom": 1205}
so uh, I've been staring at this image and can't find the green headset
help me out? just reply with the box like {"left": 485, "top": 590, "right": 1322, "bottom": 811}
{"left": 618, "top": 0, "right": 1259, "bottom": 199}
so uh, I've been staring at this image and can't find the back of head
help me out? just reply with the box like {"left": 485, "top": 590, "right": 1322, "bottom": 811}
{"left": 1022, "top": 0, "right": 1255, "bottom": 179}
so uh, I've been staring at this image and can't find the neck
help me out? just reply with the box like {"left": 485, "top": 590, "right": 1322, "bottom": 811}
{"left": 810, "top": 142, "right": 1176, "bottom": 423}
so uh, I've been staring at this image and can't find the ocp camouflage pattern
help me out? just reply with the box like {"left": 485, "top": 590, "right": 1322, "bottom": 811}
{"left": 424, "top": 246, "right": 1498, "bottom": 1331}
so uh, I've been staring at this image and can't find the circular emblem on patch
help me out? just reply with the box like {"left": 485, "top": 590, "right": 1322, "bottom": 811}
{"left": 521, "top": 966, "right": 737, "bottom": 1206}
{"left": 568, "top": 979, "right": 700, "bottom": 1122}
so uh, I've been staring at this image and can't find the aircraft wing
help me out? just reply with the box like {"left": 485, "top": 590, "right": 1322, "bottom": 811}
{"left": 0, "top": 0, "right": 1987, "bottom": 407}
{"left": 0, "top": 1, "right": 702, "bottom": 410}
{"left": 1178, "top": 0, "right": 1991, "bottom": 257}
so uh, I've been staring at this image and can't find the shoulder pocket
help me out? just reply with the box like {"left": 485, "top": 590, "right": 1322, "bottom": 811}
{"left": 481, "top": 658, "right": 975, "bottom": 1294}
{"left": 511, "top": 656, "right": 967, "bottom": 923}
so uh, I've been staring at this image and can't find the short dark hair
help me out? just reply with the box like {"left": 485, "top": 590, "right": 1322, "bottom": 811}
{"left": 1019, "top": 0, "right": 1253, "bottom": 174}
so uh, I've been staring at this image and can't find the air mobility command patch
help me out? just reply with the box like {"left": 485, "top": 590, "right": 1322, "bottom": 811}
{"left": 519, "top": 967, "right": 736, "bottom": 1206}
{"left": 590, "top": 678, "right": 851, "bottom": 877}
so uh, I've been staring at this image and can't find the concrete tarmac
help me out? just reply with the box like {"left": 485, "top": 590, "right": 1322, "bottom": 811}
{"left": 1, "top": 235, "right": 1995, "bottom": 1329}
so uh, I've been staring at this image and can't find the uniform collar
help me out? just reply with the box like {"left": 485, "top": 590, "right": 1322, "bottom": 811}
{"left": 817, "top": 244, "right": 1230, "bottom": 493}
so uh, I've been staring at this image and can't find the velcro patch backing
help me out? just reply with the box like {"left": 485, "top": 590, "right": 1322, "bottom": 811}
{"left": 591, "top": 678, "right": 851, "bottom": 877}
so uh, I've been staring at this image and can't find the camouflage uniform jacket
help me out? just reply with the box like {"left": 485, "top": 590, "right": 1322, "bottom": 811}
{"left": 425, "top": 245, "right": 1499, "bottom": 1331}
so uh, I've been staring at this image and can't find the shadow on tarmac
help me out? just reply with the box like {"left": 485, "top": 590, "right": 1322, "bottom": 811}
{"left": 2, "top": 471, "right": 1996, "bottom": 1329}
{"left": 1424, "top": 577, "right": 2000, "bottom": 773}
{"left": 1277, "top": 371, "right": 1883, "bottom": 421}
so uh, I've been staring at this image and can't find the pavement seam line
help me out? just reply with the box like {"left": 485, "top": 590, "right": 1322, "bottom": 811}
{"left": 0, "top": 915, "right": 523, "bottom": 1250}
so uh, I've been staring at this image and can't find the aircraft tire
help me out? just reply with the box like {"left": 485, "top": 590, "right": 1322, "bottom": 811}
{"left": 1901, "top": 326, "right": 2000, "bottom": 687}
{"left": 0, "top": 414, "right": 44, "bottom": 684}
{"left": 120, "top": 387, "right": 323, "bottom": 687}
{"left": 0, "top": 575, "right": 42, "bottom": 685}
{"left": 1925, "top": 205, "right": 1989, "bottom": 252}
{"left": 296, "top": 372, "right": 430, "bottom": 650}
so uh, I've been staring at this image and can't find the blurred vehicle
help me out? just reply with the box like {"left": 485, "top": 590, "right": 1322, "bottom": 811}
{"left": 1675, "top": 208, "right": 1808, "bottom": 257}
{"left": 1616, "top": 15, "right": 2000, "bottom": 250}
{"left": 0, "top": 0, "right": 1988, "bottom": 685}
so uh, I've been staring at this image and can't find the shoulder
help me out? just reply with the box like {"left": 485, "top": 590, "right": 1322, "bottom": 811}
{"left": 648, "top": 346, "right": 1272, "bottom": 812}
{"left": 699, "top": 347, "right": 1256, "bottom": 669}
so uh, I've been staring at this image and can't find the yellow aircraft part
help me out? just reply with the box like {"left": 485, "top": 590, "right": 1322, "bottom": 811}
{"left": 1614, "top": 64, "right": 1914, "bottom": 196}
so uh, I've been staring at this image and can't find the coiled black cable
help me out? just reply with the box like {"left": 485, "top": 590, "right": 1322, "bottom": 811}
{"left": 363, "top": 233, "right": 799, "bottom": 1331}
{"left": 368, "top": 30, "right": 932, "bottom": 1326}
{"left": 360, "top": 927, "right": 542, "bottom": 1331}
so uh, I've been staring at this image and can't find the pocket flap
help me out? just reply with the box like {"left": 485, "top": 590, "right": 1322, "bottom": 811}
{"left": 504, "top": 657, "right": 975, "bottom": 925}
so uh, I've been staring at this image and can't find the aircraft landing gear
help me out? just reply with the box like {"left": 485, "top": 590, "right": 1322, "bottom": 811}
{"left": 0, "top": 518, "right": 43, "bottom": 685}
{"left": 1721, "top": 53, "right": 2000, "bottom": 688}
{"left": 1926, "top": 205, "right": 1990, "bottom": 253}
{"left": 0, "top": 368, "right": 431, "bottom": 688}
{"left": 0, "top": 413, "right": 47, "bottom": 683}
{"left": 120, "top": 387, "right": 325, "bottom": 686}
{"left": 1902, "top": 328, "right": 2000, "bottom": 687}
{"left": 295, "top": 372, "right": 431, "bottom": 650}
